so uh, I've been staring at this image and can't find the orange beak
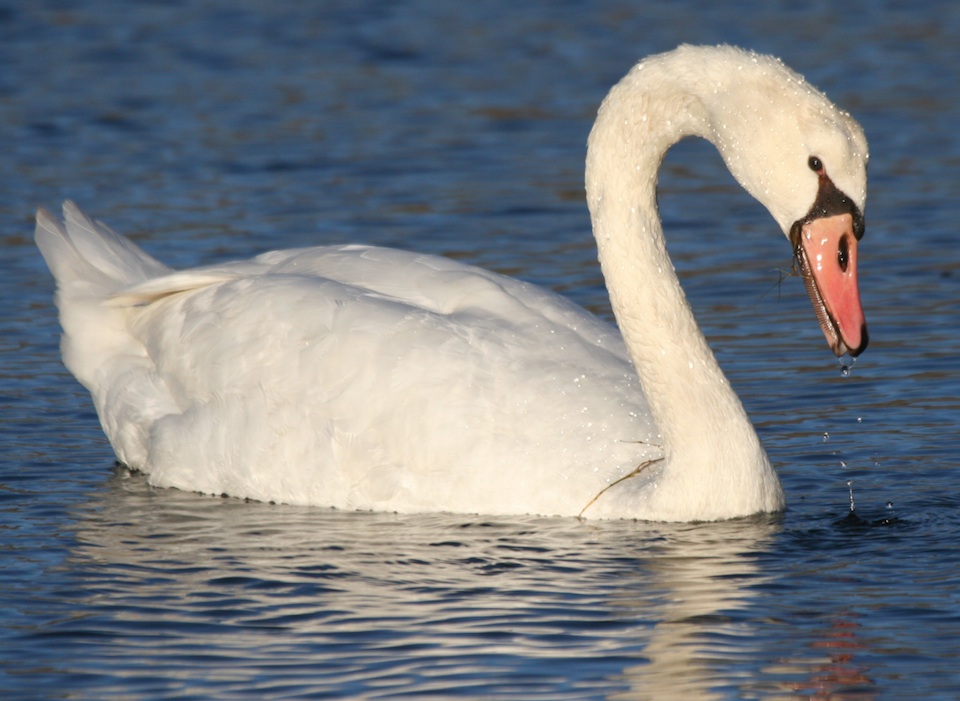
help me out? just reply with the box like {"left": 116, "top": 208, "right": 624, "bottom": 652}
{"left": 794, "top": 213, "right": 868, "bottom": 357}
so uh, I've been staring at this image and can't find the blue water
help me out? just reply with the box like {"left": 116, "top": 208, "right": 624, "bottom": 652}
{"left": 3, "top": 1, "right": 960, "bottom": 698}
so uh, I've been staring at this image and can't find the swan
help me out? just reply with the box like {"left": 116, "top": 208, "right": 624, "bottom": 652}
{"left": 35, "top": 45, "right": 868, "bottom": 522}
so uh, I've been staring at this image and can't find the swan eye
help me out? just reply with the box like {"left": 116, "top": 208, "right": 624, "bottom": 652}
{"left": 808, "top": 156, "right": 823, "bottom": 173}
{"left": 838, "top": 235, "right": 849, "bottom": 272}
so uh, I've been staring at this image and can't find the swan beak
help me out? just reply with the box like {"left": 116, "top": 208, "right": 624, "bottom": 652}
{"left": 794, "top": 213, "right": 868, "bottom": 357}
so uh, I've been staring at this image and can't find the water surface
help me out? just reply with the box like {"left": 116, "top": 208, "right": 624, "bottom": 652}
{"left": 3, "top": 1, "right": 960, "bottom": 699}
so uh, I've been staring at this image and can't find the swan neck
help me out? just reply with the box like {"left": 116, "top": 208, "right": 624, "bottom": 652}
{"left": 585, "top": 58, "right": 767, "bottom": 484}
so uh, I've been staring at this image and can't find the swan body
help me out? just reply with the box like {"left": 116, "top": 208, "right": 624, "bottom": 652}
{"left": 36, "top": 45, "right": 868, "bottom": 521}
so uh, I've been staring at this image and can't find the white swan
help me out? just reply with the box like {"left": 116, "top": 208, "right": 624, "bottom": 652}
{"left": 35, "top": 45, "right": 868, "bottom": 521}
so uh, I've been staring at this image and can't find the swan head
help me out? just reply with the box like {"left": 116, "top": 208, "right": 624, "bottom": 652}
{"left": 697, "top": 46, "right": 869, "bottom": 357}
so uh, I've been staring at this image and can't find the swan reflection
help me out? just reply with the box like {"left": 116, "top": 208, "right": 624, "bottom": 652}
{"left": 49, "top": 469, "right": 798, "bottom": 699}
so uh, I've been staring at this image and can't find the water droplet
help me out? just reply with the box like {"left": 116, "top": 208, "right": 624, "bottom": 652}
{"left": 886, "top": 501, "right": 894, "bottom": 509}
{"left": 856, "top": 417, "right": 862, "bottom": 423}
{"left": 840, "top": 460, "right": 847, "bottom": 468}
{"left": 838, "top": 353, "right": 856, "bottom": 377}
{"left": 822, "top": 432, "right": 829, "bottom": 442}
{"left": 847, "top": 480, "right": 856, "bottom": 512}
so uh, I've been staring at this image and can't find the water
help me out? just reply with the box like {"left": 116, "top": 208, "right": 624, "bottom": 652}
{"left": 3, "top": 0, "right": 960, "bottom": 698}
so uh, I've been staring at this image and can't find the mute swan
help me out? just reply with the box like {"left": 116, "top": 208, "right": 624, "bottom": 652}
{"left": 36, "top": 45, "right": 868, "bottom": 521}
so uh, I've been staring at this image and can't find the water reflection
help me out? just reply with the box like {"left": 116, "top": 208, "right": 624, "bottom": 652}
{"left": 764, "top": 611, "right": 875, "bottom": 700}
{"left": 54, "top": 467, "right": 783, "bottom": 699}
{"left": 606, "top": 522, "right": 778, "bottom": 700}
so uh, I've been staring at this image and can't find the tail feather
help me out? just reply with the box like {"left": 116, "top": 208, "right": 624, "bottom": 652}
{"left": 35, "top": 201, "right": 171, "bottom": 300}
{"left": 35, "top": 202, "right": 179, "bottom": 468}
